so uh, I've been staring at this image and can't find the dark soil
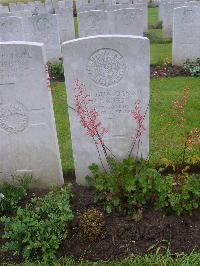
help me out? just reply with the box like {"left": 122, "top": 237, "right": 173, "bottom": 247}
{"left": 150, "top": 65, "right": 188, "bottom": 79}
{"left": 1, "top": 171, "right": 200, "bottom": 263}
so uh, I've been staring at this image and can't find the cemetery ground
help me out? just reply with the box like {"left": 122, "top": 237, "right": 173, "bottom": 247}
{"left": 0, "top": 6, "right": 200, "bottom": 266}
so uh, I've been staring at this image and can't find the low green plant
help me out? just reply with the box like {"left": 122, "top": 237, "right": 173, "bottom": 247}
{"left": 148, "top": 1, "right": 158, "bottom": 8}
{"left": 167, "top": 174, "right": 200, "bottom": 215}
{"left": 0, "top": 175, "right": 32, "bottom": 214}
{"left": 48, "top": 60, "right": 64, "bottom": 81}
{"left": 144, "top": 31, "right": 172, "bottom": 44}
{"left": 86, "top": 158, "right": 161, "bottom": 214}
{"left": 86, "top": 158, "right": 200, "bottom": 216}
{"left": 183, "top": 58, "right": 200, "bottom": 77}
{"left": 1, "top": 184, "right": 74, "bottom": 263}
{"left": 149, "top": 21, "right": 162, "bottom": 29}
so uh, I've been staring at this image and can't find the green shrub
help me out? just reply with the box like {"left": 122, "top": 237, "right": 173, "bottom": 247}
{"left": 1, "top": 184, "right": 74, "bottom": 262}
{"left": 167, "top": 175, "right": 200, "bottom": 215}
{"left": 48, "top": 60, "right": 64, "bottom": 81}
{"left": 86, "top": 158, "right": 200, "bottom": 216}
{"left": 0, "top": 176, "right": 32, "bottom": 214}
{"left": 183, "top": 58, "right": 200, "bottom": 77}
{"left": 148, "top": 1, "right": 158, "bottom": 8}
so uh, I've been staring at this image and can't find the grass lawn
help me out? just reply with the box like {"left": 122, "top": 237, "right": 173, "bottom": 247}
{"left": 20, "top": 252, "right": 200, "bottom": 266}
{"left": 151, "top": 43, "right": 172, "bottom": 65}
{"left": 51, "top": 77, "right": 200, "bottom": 174}
{"left": 148, "top": 7, "right": 159, "bottom": 27}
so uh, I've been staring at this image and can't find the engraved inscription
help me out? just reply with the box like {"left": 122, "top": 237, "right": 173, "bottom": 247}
{"left": 35, "top": 17, "right": 51, "bottom": 32}
{"left": 0, "top": 102, "right": 28, "bottom": 134}
{"left": 182, "top": 9, "right": 193, "bottom": 23}
{"left": 91, "top": 88, "right": 135, "bottom": 115}
{"left": 0, "top": 47, "right": 32, "bottom": 82}
{"left": 87, "top": 48, "right": 126, "bottom": 87}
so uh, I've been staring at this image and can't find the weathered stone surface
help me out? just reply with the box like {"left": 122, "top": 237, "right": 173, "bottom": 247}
{"left": 24, "top": 14, "right": 61, "bottom": 62}
{"left": 62, "top": 35, "right": 149, "bottom": 185}
{"left": 111, "top": 8, "right": 144, "bottom": 35}
{"left": 172, "top": 5, "right": 200, "bottom": 65}
{"left": 0, "top": 12, "right": 14, "bottom": 18}
{"left": 55, "top": 8, "right": 75, "bottom": 42}
{"left": 0, "top": 16, "right": 24, "bottom": 41}
{"left": 78, "top": 10, "right": 109, "bottom": 37}
{"left": 78, "top": 8, "right": 144, "bottom": 37}
{"left": 0, "top": 6, "right": 9, "bottom": 13}
{"left": 0, "top": 42, "right": 63, "bottom": 187}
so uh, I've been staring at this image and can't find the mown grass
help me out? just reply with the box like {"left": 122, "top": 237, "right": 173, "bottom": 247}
{"left": 148, "top": 7, "right": 159, "bottom": 27}
{"left": 150, "top": 43, "right": 172, "bottom": 65}
{"left": 150, "top": 77, "right": 200, "bottom": 166}
{"left": 51, "top": 82, "right": 74, "bottom": 173}
{"left": 9, "top": 252, "right": 200, "bottom": 266}
{"left": 0, "top": 0, "right": 29, "bottom": 4}
{"left": 51, "top": 77, "right": 200, "bottom": 174}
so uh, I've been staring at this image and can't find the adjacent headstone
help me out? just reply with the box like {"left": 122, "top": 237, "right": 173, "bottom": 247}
{"left": 0, "top": 12, "right": 14, "bottom": 18}
{"left": 0, "top": 42, "right": 63, "bottom": 187}
{"left": 25, "top": 14, "right": 61, "bottom": 62}
{"left": 172, "top": 6, "right": 200, "bottom": 65}
{"left": 162, "top": 1, "right": 192, "bottom": 37}
{"left": 78, "top": 10, "right": 109, "bottom": 37}
{"left": 112, "top": 8, "right": 144, "bottom": 35}
{"left": 77, "top": 4, "right": 96, "bottom": 12}
{"left": 45, "top": 0, "right": 53, "bottom": 13}
{"left": 52, "top": 0, "right": 59, "bottom": 10}
{"left": 0, "top": 16, "right": 24, "bottom": 41}
{"left": 0, "top": 6, "right": 9, "bottom": 13}
{"left": 33, "top": 1, "right": 46, "bottom": 14}
{"left": 55, "top": 8, "right": 75, "bottom": 42}
{"left": 16, "top": 3, "right": 25, "bottom": 11}
{"left": 62, "top": 35, "right": 150, "bottom": 185}
{"left": 78, "top": 9, "right": 144, "bottom": 37}
{"left": 9, "top": 3, "right": 18, "bottom": 12}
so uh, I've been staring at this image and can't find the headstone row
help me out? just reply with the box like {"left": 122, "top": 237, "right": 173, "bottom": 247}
{"left": 0, "top": 6, "right": 75, "bottom": 62}
{"left": 173, "top": 5, "right": 200, "bottom": 65}
{"left": 77, "top": 2, "right": 148, "bottom": 30}
{"left": 0, "top": 35, "right": 150, "bottom": 187}
{"left": 78, "top": 8, "right": 144, "bottom": 37}
{"left": 159, "top": 0, "right": 200, "bottom": 37}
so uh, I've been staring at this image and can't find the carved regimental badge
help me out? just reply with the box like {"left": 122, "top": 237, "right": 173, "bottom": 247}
{"left": 87, "top": 48, "right": 126, "bottom": 87}
{"left": 0, "top": 102, "right": 28, "bottom": 134}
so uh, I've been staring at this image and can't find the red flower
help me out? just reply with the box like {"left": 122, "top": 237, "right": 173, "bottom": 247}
{"left": 73, "top": 80, "right": 108, "bottom": 144}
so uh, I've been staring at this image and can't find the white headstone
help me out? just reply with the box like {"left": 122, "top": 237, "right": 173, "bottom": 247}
{"left": 0, "top": 6, "right": 9, "bottom": 13}
{"left": 78, "top": 10, "right": 109, "bottom": 37}
{"left": 78, "top": 8, "right": 144, "bottom": 37}
{"left": 33, "top": 2, "right": 46, "bottom": 14}
{"left": 0, "top": 42, "right": 63, "bottom": 187}
{"left": 16, "top": 3, "right": 25, "bottom": 11}
{"left": 77, "top": 4, "right": 96, "bottom": 12}
{"left": 55, "top": 8, "right": 75, "bottom": 42}
{"left": 45, "top": 0, "right": 53, "bottom": 13}
{"left": 0, "top": 12, "right": 14, "bottom": 18}
{"left": 162, "top": 1, "right": 186, "bottom": 38}
{"left": 62, "top": 35, "right": 150, "bottom": 185}
{"left": 111, "top": 8, "right": 144, "bottom": 35}
{"left": 0, "top": 16, "right": 24, "bottom": 41}
{"left": 172, "top": 6, "right": 200, "bottom": 65}
{"left": 9, "top": 3, "right": 18, "bottom": 12}
{"left": 25, "top": 14, "right": 61, "bottom": 62}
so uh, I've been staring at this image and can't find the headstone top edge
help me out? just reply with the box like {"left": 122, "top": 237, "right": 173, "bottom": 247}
{"left": 62, "top": 35, "right": 149, "bottom": 47}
